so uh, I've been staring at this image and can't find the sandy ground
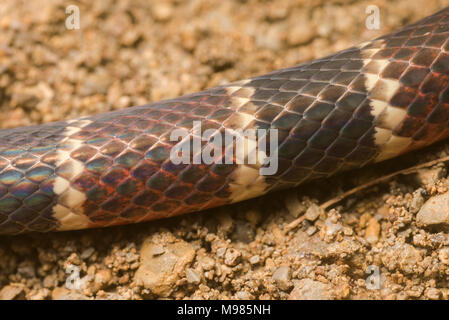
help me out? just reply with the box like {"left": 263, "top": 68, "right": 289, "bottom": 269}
{"left": 1, "top": 0, "right": 449, "bottom": 300}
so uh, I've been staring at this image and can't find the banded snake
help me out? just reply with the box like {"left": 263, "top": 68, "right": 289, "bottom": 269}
{"left": 1, "top": 7, "right": 449, "bottom": 235}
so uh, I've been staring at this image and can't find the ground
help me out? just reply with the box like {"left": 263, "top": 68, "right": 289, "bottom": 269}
{"left": 0, "top": 0, "right": 449, "bottom": 300}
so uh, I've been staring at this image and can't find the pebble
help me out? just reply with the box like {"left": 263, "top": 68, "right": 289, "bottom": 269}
{"left": 304, "top": 204, "right": 322, "bottom": 221}
{"left": 416, "top": 192, "right": 449, "bottom": 227}
{"left": 272, "top": 266, "right": 292, "bottom": 291}
{"left": 119, "top": 274, "right": 129, "bottom": 284}
{"left": 381, "top": 243, "right": 422, "bottom": 274}
{"left": 17, "top": 261, "right": 35, "bottom": 278}
{"left": 284, "top": 192, "right": 306, "bottom": 218}
{"left": 149, "top": 245, "right": 165, "bottom": 256}
{"left": 232, "top": 223, "right": 254, "bottom": 243}
{"left": 288, "top": 279, "right": 332, "bottom": 300}
{"left": 80, "top": 247, "right": 95, "bottom": 260}
{"left": 410, "top": 189, "right": 425, "bottom": 214}
{"left": 134, "top": 234, "right": 195, "bottom": 297}
{"left": 438, "top": 247, "right": 449, "bottom": 265}
{"left": 287, "top": 19, "right": 316, "bottom": 46}
{"left": 425, "top": 287, "right": 441, "bottom": 300}
{"left": 199, "top": 256, "right": 215, "bottom": 271}
{"left": 236, "top": 291, "right": 253, "bottom": 300}
{"left": 365, "top": 217, "right": 380, "bottom": 244}
{"left": 43, "top": 274, "right": 58, "bottom": 288}
{"left": 217, "top": 212, "right": 234, "bottom": 234}
{"left": 224, "top": 248, "right": 241, "bottom": 267}
{"left": 94, "top": 269, "right": 112, "bottom": 290}
{"left": 51, "top": 287, "right": 89, "bottom": 300}
{"left": 216, "top": 247, "right": 227, "bottom": 258}
{"left": 0, "top": 285, "right": 24, "bottom": 300}
{"left": 305, "top": 226, "right": 317, "bottom": 236}
{"left": 249, "top": 255, "right": 260, "bottom": 265}
{"left": 121, "top": 30, "right": 141, "bottom": 47}
{"left": 322, "top": 218, "right": 342, "bottom": 240}
{"left": 185, "top": 268, "right": 201, "bottom": 284}
{"left": 28, "top": 288, "right": 50, "bottom": 300}
{"left": 152, "top": 3, "right": 173, "bottom": 22}
{"left": 416, "top": 165, "right": 446, "bottom": 185}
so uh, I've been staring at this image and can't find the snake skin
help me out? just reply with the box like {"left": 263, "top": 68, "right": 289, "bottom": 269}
{"left": 2, "top": 8, "right": 449, "bottom": 234}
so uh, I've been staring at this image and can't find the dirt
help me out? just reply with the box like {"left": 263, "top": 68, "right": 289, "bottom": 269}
{"left": 1, "top": 0, "right": 449, "bottom": 300}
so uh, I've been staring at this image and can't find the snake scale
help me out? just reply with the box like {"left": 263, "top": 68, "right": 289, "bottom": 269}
{"left": 1, "top": 7, "right": 449, "bottom": 235}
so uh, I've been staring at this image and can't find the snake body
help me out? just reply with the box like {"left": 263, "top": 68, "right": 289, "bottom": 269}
{"left": 1, "top": 8, "right": 449, "bottom": 234}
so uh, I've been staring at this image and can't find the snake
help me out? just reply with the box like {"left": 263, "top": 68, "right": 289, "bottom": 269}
{"left": 1, "top": 7, "right": 449, "bottom": 235}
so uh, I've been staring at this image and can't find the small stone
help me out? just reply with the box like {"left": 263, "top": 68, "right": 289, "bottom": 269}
{"left": 232, "top": 222, "right": 254, "bottom": 243}
{"left": 216, "top": 247, "right": 227, "bottom": 258}
{"left": 255, "top": 25, "right": 285, "bottom": 51}
{"left": 365, "top": 217, "right": 380, "bottom": 244}
{"left": 288, "top": 279, "right": 333, "bottom": 300}
{"left": 272, "top": 266, "right": 292, "bottom": 291}
{"left": 224, "top": 248, "right": 241, "bottom": 267}
{"left": 417, "top": 192, "right": 449, "bottom": 228}
{"left": 217, "top": 212, "right": 234, "bottom": 234}
{"left": 149, "top": 245, "right": 165, "bottom": 256}
{"left": 410, "top": 189, "right": 425, "bottom": 214}
{"left": 322, "top": 218, "right": 342, "bottom": 240}
{"left": 305, "top": 226, "right": 317, "bottom": 236}
{"left": 304, "top": 204, "right": 322, "bottom": 221}
{"left": 381, "top": 243, "right": 422, "bottom": 274}
{"left": 425, "top": 287, "right": 441, "bottom": 300}
{"left": 199, "top": 256, "right": 215, "bottom": 271}
{"left": 134, "top": 233, "right": 195, "bottom": 297}
{"left": 245, "top": 209, "right": 262, "bottom": 225}
{"left": 152, "top": 3, "right": 173, "bottom": 22}
{"left": 28, "top": 288, "right": 50, "bottom": 300}
{"left": 265, "top": 258, "right": 275, "bottom": 268}
{"left": 94, "top": 269, "right": 112, "bottom": 290}
{"left": 377, "top": 205, "right": 390, "bottom": 219}
{"left": 119, "top": 274, "right": 129, "bottom": 284}
{"left": 121, "top": 30, "right": 141, "bottom": 47}
{"left": 0, "top": 285, "right": 24, "bottom": 300}
{"left": 284, "top": 192, "right": 305, "bottom": 217}
{"left": 416, "top": 165, "right": 446, "bottom": 185}
{"left": 117, "top": 96, "right": 131, "bottom": 109}
{"left": 236, "top": 291, "right": 253, "bottom": 300}
{"left": 287, "top": 20, "right": 316, "bottom": 46}
{"left": 249, "top": 255, "right": 260, "bottom": 265}
{"left": 438, "top": 247, "right": 449, "bottom": 265}
{"left": 80, "top": 73, "right": 111, "bottom": 96}
{"left": 80, "top": 247, "right": 95, "bottom": 259}
{"left": 43, "top": 274, "right": 58, "bottom": 288}
{"left": 406, "top": 286, "right": 424, "bottom": 298}
{"left": 266, "top": 4, "right": 288, "bottom": 20}
{"left": 51, "top": 287, "right": 88, "bottom": 300}
{"left": 17, "top": 261, "right": 35, "bottom": 278}
{"left": 12, "top": 91, "right": 39, "bottom": 109}
{"left": 185, "top": 268, "right": 201, "bottom": 284}
{"left": 359, "top": 213, "right": 372, "bottom": 228}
